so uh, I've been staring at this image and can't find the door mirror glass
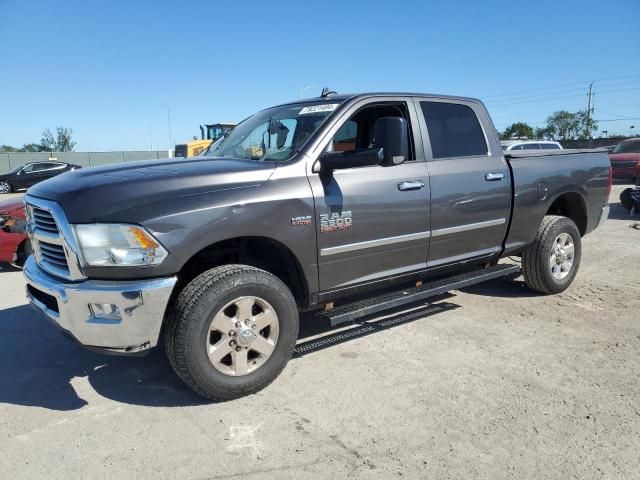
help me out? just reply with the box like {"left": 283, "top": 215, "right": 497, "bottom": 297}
{"left": 374, "top": 117, "right": 408, "bottom": 166}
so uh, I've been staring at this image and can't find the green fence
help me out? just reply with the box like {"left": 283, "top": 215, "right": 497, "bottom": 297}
{"left": 0, "top": 150, "right": 171, "bottom": 174}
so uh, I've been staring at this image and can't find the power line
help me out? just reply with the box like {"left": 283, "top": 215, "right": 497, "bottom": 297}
{"left": 487, "top": 86, "right": 640, "bottom": 108}
{"left": 480, "top": 73, "right": 640, "bottom": 100}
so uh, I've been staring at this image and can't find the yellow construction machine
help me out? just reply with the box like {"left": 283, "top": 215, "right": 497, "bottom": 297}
{"left": 174, "top": 123, "right": 236, "bottom": 157}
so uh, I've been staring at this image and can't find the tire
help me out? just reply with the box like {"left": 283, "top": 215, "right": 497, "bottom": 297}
{"left": 522, "top": 215, "right": 582, "bottom": 295}
{"left": 165, "top": 265, "right": 299, "bottom": 401}
{"left": 620, "top": 187, "right": 633, "bottom": 211}
{"left": 0, "top": 181, "right": 12, "bottom": 194}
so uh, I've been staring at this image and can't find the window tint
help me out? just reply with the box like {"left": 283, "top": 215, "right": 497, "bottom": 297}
{"left": 541, "top": 143, "right": 560, "bottom": 150}
{"left": 420, "top": 101, "right": 488, "bottom": 158}
{"left": 333, "top": 120, "right": 358, "bottom": 152}
{"left": 522, "top": 143, "right": 540, "bottom": 150}
{"left": 329, "top": 103, "right": 414, "bottom": 160}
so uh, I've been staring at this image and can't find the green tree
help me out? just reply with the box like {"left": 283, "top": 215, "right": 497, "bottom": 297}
{"left": 544, "top": 110, "right": 598, "bottom": 140}
{"left": 0, "top": 145, "right": 20, "bottom": 152}
{"left": 545, "top": 111, "right": 580, "bottom": 140}
{"left": 21, "top": 143, "right": 49, "bottom": 152}
{"left": 501, "top": 122, "right": 534, "bottom": 139}
{"left": 576, "top": 110, "right": 598, "bottom": 139}
{"left": 534, "top": 127, "right": 550, "bottom": 139}
{"left": 41, "top": 127, "right": 76, "bottom": 152}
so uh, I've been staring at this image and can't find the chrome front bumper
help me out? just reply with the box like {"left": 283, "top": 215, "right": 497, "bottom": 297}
{"left": 23, "top": 256, "right": 177, "bottom": 354}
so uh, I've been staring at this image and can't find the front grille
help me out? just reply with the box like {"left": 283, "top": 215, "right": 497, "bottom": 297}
{"left": 39, "top": 241, "right": 70, "bottom": 273}
{"left": 25, "top": 198, "right": 83, "bottom": 281}
{"left": 31, "top": 207, "right": 59, "bottom": 234}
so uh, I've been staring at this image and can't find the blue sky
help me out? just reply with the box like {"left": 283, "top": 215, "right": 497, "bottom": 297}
{"left": 1, "top": 0, "right": 639, "bottom": 151}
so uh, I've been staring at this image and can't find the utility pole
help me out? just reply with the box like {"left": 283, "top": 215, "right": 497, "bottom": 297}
{"left": 587, "top": 82, "right": 594, "bottom": 118}
{"left": 586, "top": 82, "right": 594, "bottom": 146}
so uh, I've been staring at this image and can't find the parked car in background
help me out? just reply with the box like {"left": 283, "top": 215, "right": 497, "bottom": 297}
{"left": 501, "top": 140, "right": 563, "bottom": 151}
{"left": 609, "top": 138, "right": 640, "bottom": 184}
{"left": 0, "top": 161, "right": 81, "bottom": 194}
{"left": 0, "top": 194, "right": 29, "bottom": 266}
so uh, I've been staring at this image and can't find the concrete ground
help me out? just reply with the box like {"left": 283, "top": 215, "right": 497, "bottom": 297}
{"left": 0, "top": 186, "right": 638, "bottom": 479}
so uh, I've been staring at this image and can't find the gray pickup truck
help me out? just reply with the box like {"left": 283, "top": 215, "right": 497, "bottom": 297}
{"left": 23, "top": 91, "right": 611, "bottom": 400}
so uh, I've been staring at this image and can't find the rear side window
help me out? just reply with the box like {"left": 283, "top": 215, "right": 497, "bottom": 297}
{"left": 541, "top": 143, "right": 560, "bottom": 150}
{"left": 420, "top": 101, "right": 488, "bottom": 159}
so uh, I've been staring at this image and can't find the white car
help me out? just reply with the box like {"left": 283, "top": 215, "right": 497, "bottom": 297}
{"left": 501, "top": 140, "right": 563, "bottom": 151}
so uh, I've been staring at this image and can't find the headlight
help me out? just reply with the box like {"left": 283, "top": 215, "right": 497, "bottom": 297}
{"left": 74, "top": 224, "right": 168, "bottom": 267}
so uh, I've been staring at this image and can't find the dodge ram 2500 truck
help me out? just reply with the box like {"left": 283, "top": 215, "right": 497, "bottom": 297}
{"left": 23, "top": 92, "right": 611, "bottom": 400}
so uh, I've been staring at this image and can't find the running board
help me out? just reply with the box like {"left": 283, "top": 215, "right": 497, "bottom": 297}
{"left": 315, "top": 264, "right": 520, "bottom": 326}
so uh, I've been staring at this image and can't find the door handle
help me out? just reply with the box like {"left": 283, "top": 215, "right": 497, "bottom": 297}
{"left": 397, "top": 180, "right": 424, "bottom": 191}
{"left": 484, "top": 172, "right": 504, "bottom": 182}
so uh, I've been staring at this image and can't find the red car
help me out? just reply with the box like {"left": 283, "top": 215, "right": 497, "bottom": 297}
{"left": 0, "top": 194, "right": 30, "bottom": 267}
{"left": 609, "top": 138, "right": 640, "bottom": 185}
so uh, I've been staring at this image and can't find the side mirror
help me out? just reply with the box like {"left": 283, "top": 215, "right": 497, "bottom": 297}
{"left": 320, "top": 147, "right": 383, "bottom": 171}
{"left": 374, "top": 117, "right": 408, "bottom": 166}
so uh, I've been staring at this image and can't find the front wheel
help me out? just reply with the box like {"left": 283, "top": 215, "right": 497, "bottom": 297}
{"left": 165, "top": 265, "right": 299, "bottom": 401}
{"left": 0, "top": 181, "right": 12, "bottom": 194}
{"left": 522, "top": 215, "right": 582, "bottom": 294}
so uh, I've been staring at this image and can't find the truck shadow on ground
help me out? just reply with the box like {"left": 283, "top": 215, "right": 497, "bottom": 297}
{"left": 0, "top": 300, "right": 458, "bottom": 410}
{"left": 460, "top": 276, "right": 540, "bottom": 299}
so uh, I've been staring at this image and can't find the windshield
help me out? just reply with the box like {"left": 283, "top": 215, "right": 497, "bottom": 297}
{"left": 613, "top": 140, "right": 640, "bottom": 154}
{"left": 203, "top": 101, "right": 343, "bottom": 161}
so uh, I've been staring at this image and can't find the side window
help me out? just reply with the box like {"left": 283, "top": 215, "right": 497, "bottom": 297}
{"left": 329, "top": 102, "right": 414, "bottom": 160}
{"left": 21, "top": 164, "right": 35, "bottom": 173}
{"left": 522, "top": 143, "right": 540, "bottom": 150}
{"left": 332, "top": 120, "right": 358, "bottom": 152}
{"left": 541, "top": 143, "right": 560, "bottom": 150}
{"left": 420, "top": 101, "right": 488, "bottom": 159}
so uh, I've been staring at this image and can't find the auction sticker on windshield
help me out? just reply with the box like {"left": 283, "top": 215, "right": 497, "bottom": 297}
{"left": 299, "top": 104, "right": 340, "bottom": 115}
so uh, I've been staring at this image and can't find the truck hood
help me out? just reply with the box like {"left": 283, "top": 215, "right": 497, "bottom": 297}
{"left": 27, "top": 156, "right": 276, "bottom": 222}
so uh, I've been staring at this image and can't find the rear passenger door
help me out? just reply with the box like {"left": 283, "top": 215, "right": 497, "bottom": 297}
{"left": 415, "top": 99, "right": 511, "bottom": 268}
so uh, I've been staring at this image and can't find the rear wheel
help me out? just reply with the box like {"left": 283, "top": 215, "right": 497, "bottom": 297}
{"left": 0, "top": 181, "right": 12, "bottom": 194}
{"left": 165, "top": 265, "right": 299, "bottom": 401}
{"left": 522, "top": 215, "right": 582, "bottom": 294}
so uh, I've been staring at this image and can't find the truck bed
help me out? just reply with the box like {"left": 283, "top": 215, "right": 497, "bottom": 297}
{"left": 503, "top": 148, "right": 610, "bottom": 256}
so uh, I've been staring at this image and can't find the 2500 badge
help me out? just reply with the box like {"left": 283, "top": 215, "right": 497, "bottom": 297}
{"left": 320, "top": 211, "right": 352, "bottom": 232}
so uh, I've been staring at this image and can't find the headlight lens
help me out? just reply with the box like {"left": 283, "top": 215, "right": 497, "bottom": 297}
{"left": 74, "top": 224, "right": 168, "bottom": 267}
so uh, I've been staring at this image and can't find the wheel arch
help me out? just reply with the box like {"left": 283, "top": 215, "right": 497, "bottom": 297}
{"left": 175, "top": 236, "right": 309, "bottom": 308}
{"left": 545, "top": 191, "right": 588, "bottom": 236}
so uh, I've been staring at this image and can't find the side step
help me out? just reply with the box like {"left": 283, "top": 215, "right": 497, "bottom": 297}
{"left": 315, "top": 263, "right": 520, "bottom": 326}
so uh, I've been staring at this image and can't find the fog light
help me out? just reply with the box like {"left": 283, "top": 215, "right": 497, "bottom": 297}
{"left": 90, "top": 303, "right": 121, "bottom": 320}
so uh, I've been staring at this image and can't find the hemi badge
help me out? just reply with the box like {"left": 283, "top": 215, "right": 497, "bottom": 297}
{"left": 291, "top": 215, "right": 312, "bottom": 226}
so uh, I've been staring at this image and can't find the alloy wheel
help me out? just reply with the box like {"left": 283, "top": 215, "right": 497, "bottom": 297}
{"left": 206, "top": 296, "right": 279, "bottom": 376}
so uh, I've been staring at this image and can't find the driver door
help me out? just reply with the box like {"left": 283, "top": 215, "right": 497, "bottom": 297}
{"left": 307, "top": 98, "right": 430, "bottom": 293}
